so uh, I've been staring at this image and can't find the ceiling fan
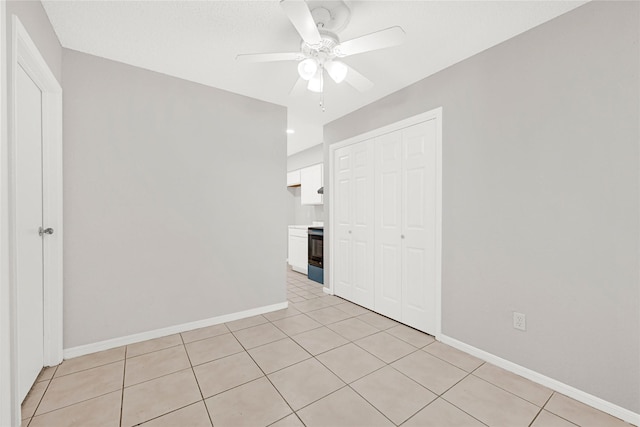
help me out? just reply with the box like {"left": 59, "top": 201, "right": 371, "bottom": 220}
{"left": 236, "top": 0, "right": 406, "bottom": 97}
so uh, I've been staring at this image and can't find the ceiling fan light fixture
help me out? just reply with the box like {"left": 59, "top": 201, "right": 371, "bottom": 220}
{"left": 297, "top": 58, "right": 318, "bottom": 80}
{"left": 307, "top": 70, "right": 324, "bottom": 93}
{"left": 326, "top": 60, "right": 348, "bottom": 83}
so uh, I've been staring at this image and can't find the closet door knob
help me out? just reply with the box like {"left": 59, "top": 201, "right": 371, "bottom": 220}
{"left": 39, "top": 227, "right": 54, "bottom": 236}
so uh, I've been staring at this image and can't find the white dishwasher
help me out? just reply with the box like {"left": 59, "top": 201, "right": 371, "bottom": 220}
{"left": 288, "top": 225, "right": 309, "bottom": 274}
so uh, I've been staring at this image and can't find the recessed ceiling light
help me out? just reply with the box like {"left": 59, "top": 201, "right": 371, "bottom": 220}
{"left": 286, "top": 129, "right": 295, "bottom": 134}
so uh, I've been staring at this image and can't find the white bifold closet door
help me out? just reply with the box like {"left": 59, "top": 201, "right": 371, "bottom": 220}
{"left": 401, "top": 120, "right": 437, "bottom": 333}
{"left": 374, "top": 130, "right": 403, "bottom": 320}
{"left": 375, "top": 120, "right": 437, "bottom": 332}
{"left": 334, "top": 117, "right": 438, "bottom": 334}
{"left": 333, "top": 141, "right": 375, "bottom": 309}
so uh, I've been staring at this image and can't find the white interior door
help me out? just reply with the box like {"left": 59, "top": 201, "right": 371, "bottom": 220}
{"left": 16, "top": 64, "right": 45, "bottom": 402}
{"left": 402, "top": 120, "right": 437, "bottom": 333}
{"left": 375, "top": 131, "right": 402, "bottom": 320}
{"left": 350, "top": 141, "right": 374, "bottom": 309}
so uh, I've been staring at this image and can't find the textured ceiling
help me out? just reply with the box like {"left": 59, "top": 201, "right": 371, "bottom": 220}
{"left": 42, "top": 0, "right": 587, "bottom": 155}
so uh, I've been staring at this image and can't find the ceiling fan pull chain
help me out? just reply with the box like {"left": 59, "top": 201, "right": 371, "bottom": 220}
{"left": 320, "top": 72, "right": 325, "bottom": 112}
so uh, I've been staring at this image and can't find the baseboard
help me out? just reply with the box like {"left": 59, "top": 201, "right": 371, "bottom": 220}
{"left": 63, "top": 301, "right": 288, "bottom": 360}
{"left": 439, "top": 334, "right": 639, "bottom": 426}
{"left": 323, "top": 286, "right": 333, "bottom": 295}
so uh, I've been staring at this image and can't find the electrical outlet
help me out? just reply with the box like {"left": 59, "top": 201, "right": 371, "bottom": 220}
{"left": 513, "top": 312, "right": 526, "bottom": 331}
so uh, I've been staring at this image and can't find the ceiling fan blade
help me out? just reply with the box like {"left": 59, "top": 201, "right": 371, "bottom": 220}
{"left": 280, "top": 0, "right": 322, "bottom": 46}
{"left": 289, "top": 77, "right": 308, "bottom": 97}
{"left": 336, "top": 26, "right": 406, "bottom": 57}
{"left": 236, "top": 52, "right": 304, "bottom": 63}
{"left": 344, "top": 65, "right": 374, "bottom": 92}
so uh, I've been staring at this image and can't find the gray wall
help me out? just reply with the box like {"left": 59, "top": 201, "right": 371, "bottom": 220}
{"left": 287, "top": 143, "right": 323, "bottom": 172}
{"left": 324, "top": 1, "right": 639, "bottom": 413}
{"left": 63, "top": 49, "right": 287, "bottom": 348}
{"left": 287, "top": 143, "right": 325, "bottom": 225}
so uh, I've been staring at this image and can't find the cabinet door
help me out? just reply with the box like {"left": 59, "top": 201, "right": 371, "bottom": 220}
{"left": 290, "top": 235, "right": 308, "bottom": 274}
{"left": 301, "top": 164, "right": 323, "bottom": 205}
{"left": 401, "top": 119, "right": 437, "bottom": 333}
{"left": 287, "top": 170, "right": 301, "bottom": 186}
{"left": 374, "top": 131, "right": 403, "bottom": 321}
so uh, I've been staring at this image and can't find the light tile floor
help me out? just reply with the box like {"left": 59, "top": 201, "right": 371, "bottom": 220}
{"left": 21, "top": 269, "right": 634, "bottom": 427}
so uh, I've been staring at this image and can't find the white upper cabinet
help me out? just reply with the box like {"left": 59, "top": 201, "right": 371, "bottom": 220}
{"left": 301, "top": 163, "right": 323, "bottom": 205}
{"left": 287, "top": 170, "right": 301, "bottom": 187}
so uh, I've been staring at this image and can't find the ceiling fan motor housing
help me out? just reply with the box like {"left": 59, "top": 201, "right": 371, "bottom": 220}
{"left": 301, "top": 31, "right": 340, "bottom": 65}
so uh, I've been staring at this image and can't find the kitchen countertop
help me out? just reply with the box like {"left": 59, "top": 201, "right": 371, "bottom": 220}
{"left": 288, "top": 222, "right": 323, "bottom": 230}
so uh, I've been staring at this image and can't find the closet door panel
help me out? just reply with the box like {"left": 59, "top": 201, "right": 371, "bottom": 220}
{"left": 334, "top": 146, "right": 353, "bottom": 298}
{"left": 335, "top": 238, "right": 352, "bottom": 298}
{"left": 402, "top": 120, "right": 437, "bottom": 332}
{"left": 351, "top": 141, "right": 375, "bottom": 308}
{"left": 374, "top": 132, "right": 402, "bottom": 320}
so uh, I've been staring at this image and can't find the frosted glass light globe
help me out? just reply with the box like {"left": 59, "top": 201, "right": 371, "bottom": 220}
{"left": 326, "top": 60, "right": 348, "bottom": 83}
{"left": 298, "top": 58, "right": 318, "bottom": 81}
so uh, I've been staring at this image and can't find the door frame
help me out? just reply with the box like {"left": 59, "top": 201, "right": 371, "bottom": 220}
{"left": 328, "top": 107, "right": 443, "bottom": 338}
{"left": 4, "top": 15, "right": 63, "bottom": 419}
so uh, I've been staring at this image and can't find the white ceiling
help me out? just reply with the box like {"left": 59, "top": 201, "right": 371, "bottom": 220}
{"left": 42, "top": 0, "right": 587, "bottom": 155}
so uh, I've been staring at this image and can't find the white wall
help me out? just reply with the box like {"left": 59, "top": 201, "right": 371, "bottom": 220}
{"left": 324, "top": 1, "right": 639, "bottom": 414}
{"left": 62, "top": 49, "right": 288, "bottom": 349}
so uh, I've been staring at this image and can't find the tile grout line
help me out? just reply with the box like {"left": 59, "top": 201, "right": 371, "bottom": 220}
{"left": 27, "top": 388, "right": 122, "bottom": 420}
{"left": 125, "top": 342, "right": 183, "bottom": 360}
{"left": 527, "top": 392, "right": 556, "bottom": 427}
{"left": 179, "top": 333, "right": 215, "bottom": 427}
{"left": 400, "top": 358, "right": 490, "bottom": 426}
{"left": 24, "top": 364, "right": 58, "bottom": 426}
{"left": 417, "top": 363, "right": 491, "bottom": 427}
{"left": 469, "top": 368, "right": 554, "bottom": 410}
{"left": 119, "top": 346, "right": 127, "bottom": 427}
{"left": 53, "top": 358, "right": 126, "bottom": 379}
{"left": 344, "top": 380, "right": 411, "bottom": 426}
{"left": 25, "top": 360, "right": 128, "bottom": 421}
{"left": 230, "top": 327, "right": 304, "bottom": 426}
{"left": 119, "top": 340, "right": 211, "bottom": 425}
{"left": 349, "top": 332, "right": 422, "bottom": 365}
{"left": 537, "top": 392, "right": 583, "bottom": 427}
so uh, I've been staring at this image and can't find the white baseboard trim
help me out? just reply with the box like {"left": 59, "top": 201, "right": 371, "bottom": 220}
{"left": 63, "top": 301, "right": 288, "bottom": 360}
{"left": 323, "top": 286, "right": 333, "bottom": 295}
{"left": 439, "top": 334, "right": 639, "bottom": 426}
